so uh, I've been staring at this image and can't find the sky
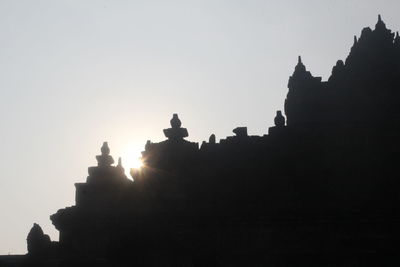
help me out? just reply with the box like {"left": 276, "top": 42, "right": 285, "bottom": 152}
{"left": 0, "top": 0, "right": 399, "bottom": 254}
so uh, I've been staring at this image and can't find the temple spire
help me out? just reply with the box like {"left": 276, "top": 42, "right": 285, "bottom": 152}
{"left": 375, "top": 14, "right": 387, "bottom": 30}
{"left": 350, "top": 36, "right": 358, "bottom": 53}
{"left": 294, "top": 55, "right": 306, "bottom": 73}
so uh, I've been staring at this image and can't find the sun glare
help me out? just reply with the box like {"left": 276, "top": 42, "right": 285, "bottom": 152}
{"left": 131, "top": 156, "right": 143, "bottom": 169}
{"left": 119, "top": 146, "right": 144, "bottom": 175}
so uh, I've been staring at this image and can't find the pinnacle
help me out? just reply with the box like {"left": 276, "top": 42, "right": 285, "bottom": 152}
{"left": 375, "top": 14, "right": 386, "bottom": 30}
{"left": 116, "top": 157, "right": 125, "bottom": 172}
{"left": 101, "top": 142, "right": 110, "bottom": 155}
{"left": 118, "top": 157, "right": 122, "bottom": 167}
{"left": 96, "top": 142, "right": 114, "bottom": 166}
{"left": 294, "top": 55, "right": 306, "bottom": 73}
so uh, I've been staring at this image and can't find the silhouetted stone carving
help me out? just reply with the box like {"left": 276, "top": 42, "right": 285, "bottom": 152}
{"left": 26, "top": 224, "right": 51, "bottom": 257}
{"left": 145, "top": 140, "right": 151, "bottom": 150}
{"left": 170, "top": 113, "right": 182, "bottom": 128}
{"left": 116, "top": 157, "right": 124, "bottom": 174}
{"left": 376, "top": 14, "right": 385, "bottom": 30}
{"left": 163, "top": 113, "right": 189, "bottom": 140}
{"left": 209, "top": 134, "right": 216, "bottom": 144}
{"left": 96, "top": 142, "right": 114, "bottom": 167}
{"left": 274, "top": 110, "right": 285, "bottom": 127}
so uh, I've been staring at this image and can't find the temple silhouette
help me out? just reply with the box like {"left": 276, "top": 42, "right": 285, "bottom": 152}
{"left": 2, "top": 16, "right": 400, "bottom": 266}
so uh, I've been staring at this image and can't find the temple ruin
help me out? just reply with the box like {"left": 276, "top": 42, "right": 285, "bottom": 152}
{"left": 2, "top": 16, "right": 400, "bottom": 266}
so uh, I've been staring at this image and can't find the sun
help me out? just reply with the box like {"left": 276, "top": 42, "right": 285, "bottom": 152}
{"left": 119, "top": 147, "right": 144, "bottom": 175}
{"left": 130, "top": 156, "right": 143, "bottom": 169}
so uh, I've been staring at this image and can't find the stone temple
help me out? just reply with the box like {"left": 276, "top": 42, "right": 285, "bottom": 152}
{"left": 2, "top": 16, "right": 400, "bottom": 266}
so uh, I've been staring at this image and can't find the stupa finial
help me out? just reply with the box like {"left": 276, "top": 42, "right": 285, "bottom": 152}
{"left": 101, "top": 142, "right": 110, "bottom": 155}
{"left": 170, "top": 113, "right": 182, "bottom": 128}
{"left": 96, "top": 142, "right": 114, "bottom": 167}
{"left": 117, "top": 157, "right": 122, "bottom": 167}
{"left": 274, "top": 110, "right": 286, "bottom": 127}
{"left": 375, "top": 14, "right": 386, "bottom": 30}
{"left": 209, "top": 134, "right": 216, "bottom": 144}
{"left": 163, "top": 114, "right": 189, "bottom": 140}
{"left": 116, "top": 157, "right": 125, "bottom": 174}
{"left": 294, "top": 55, "right": 306, "bottom": 73}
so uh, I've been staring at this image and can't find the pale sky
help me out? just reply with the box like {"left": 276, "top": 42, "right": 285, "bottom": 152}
{"left": 0, "top": 0, "right": 399, "bottom": 254}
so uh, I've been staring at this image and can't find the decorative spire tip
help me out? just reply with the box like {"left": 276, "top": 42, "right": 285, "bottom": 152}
{"left": 101, "top": 142, "right": 110, "bottom": 156}
{"left": 170, "top": 113, "right": 182, "bottom": 128}
{"left": 375, "top": 14, "right": 386, "bottom": 30}
{"left": 96, "top": 142, "right": 114, "bottom": 166}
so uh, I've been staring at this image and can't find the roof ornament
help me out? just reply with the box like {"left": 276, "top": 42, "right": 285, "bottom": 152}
{"left": 375, "top": 14, "right": 387, "bottom": 30}
{"left": 116, "top": 157, "right": 125, "bottom": 173}
{"left": 163, "top": 114, "right": 189, "bottom": 140}
{"left": 294, "top": 55, "right": 306, "bottom": 72}
{"left": 117, "top": 157, "right": 123, "bottom": 167}
{"left": 350, "top": 36, "right": 359, "bottom": 53}
{"left": 101, "top": 142, "right": 110, "bottom": 156}
{"left": 274, "top": 111, "right": 286, "bottom": 127}
{"left": 170, "top": 113, "right": 182, "bottom": 129}
{"left": 209, "top": 134, "right": 216, "bottom": 144}
{"left": 96, "top": 142, "right": 114, "bottom": 167}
